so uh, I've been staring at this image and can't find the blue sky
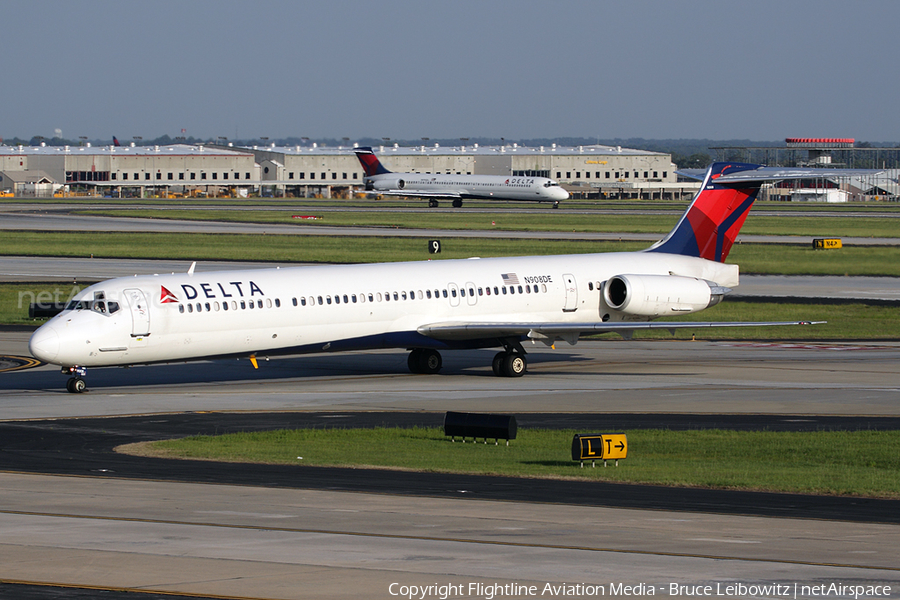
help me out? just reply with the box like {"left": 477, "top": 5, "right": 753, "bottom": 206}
{"left": 5, "top": 0, "right": 898, "bottom": 142}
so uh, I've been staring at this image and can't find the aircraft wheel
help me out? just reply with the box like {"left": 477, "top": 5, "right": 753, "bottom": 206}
{"left": 452, "top": 199, "right": 463, "bottom": 208}
{"left": 428, "top": 199, "right": 439, "bottom": 208}
{"left": 420, "top": 349, "right": 442, "bottom": 374}
{"left": 492, "top": 352, "right": 505, "bottom": 376}
{"left": 66, "top": 377, "right": 86, "bottom": 393}
{"left": 501, "top": 353, "right": 527, "bottom": 377}
{"left": 407, "top": 349, "right": 424, "bottom": 374}
{"left": 408, "top": 349, "right": 442, "bottom": 374}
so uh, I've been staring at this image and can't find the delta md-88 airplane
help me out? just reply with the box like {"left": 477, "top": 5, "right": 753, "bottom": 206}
{"left": 354, "top": 146, "right": 570, "bottom": 207}
{"left": 30, "top": 162, "right": 863, "bottom": 393}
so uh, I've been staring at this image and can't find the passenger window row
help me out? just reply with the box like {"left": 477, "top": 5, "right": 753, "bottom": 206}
{"left": 178, "top": 298, "right": 281, "bottom": 314}
{"left": 290, "top": 283, "right": 548, "bottom": 307}
{"left": 175, "top": 283, "right": 551, "bottom": 314}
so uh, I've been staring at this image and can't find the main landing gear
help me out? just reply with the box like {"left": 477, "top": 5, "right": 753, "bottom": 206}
{"left": 491, "top": 339, "right": 528, "bottom": 377}
{"left": 63, "top": 366, "right": 87, "bottom": 393}
{"left": 408, "top": 348, "right": 442, "bottom": 374}
{"left": 492, "top": 351, "right": 527, "bottom": 377}
{"left": 406, "top": 343, "right": 527, "bottom": 377}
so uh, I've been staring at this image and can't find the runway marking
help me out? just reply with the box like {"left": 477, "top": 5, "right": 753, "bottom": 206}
{"left": 720, "top": 343, "right": 885, "bottom": 351}
{"left": 1, "top": 508, "right": 897, "bottom": 573}
{"left": 687, "top": 538, "right": 762, "bottom": 544}
{"left": 0, "top": 355, "right": 42, "bottom": 373}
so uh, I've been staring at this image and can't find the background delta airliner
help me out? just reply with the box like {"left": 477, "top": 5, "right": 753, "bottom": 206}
{"left": 30, "top": 162, "right": 871, "bottom": 393}
{"left": 354, "top": 146, "right": 569, "bottom": 207}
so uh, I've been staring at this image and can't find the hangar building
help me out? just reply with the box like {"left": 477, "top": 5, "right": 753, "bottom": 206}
{"left": 0, "top": 143, "right": 256, "bottom": 194}
{"left": 241, "top": 142, "right": 687, "bottom": 200}
{"left": 1, "top": 141, "right": 689, "bottom": 200}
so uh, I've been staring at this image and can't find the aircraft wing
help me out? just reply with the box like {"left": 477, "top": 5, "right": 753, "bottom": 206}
{"left": 358, "top": 190, "right": 463, "bottom": 199}
{"left": 418, "top": 320, "right": 823, "bottom": 344}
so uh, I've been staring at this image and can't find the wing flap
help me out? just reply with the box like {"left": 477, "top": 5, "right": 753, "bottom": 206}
{"left": 418, "top": 320, "right": 824, "bottom": 343}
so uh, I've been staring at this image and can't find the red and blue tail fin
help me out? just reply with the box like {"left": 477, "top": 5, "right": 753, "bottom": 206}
{"left": 354, "top": 147, "right": 392, "bottom": 176}
{"left": 112, "top": 136, "right": 121, "bottom": 147}
{"left": 647, "top": 162, "right": 763, "bottom": 263}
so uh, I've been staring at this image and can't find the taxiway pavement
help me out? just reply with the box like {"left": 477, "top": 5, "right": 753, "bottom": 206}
{"left": 1, "top": 210, "right": 899, "bottom": 598}
{"left": 1, "top": 331, "right": 899, "bottom": 598}
{"left": 2, "top": 209, "right": 899, "bottom": 245}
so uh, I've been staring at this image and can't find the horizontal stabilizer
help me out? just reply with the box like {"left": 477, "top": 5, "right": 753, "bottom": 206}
{"left": 678, "top": 166, "right": 884, "bottom": 184}
{"left": 648, "top": 161, "right": 885, "bottom": 264}
{"left": 711, "top": 166, "right": 885, "bottom": 184}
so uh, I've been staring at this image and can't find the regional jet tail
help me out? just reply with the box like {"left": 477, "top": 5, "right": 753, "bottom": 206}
{"left": 34, "top": 161, "right": 883, "bottom": 393}
{"left": 354, "top": 146, "right": 569, "bottom": 208}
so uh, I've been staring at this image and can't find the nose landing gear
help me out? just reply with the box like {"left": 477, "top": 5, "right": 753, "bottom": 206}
{"left": 66, "top": 377, "right": 86, "bottom": 393}
{"left": 63, "top": 366, "right": 87, "bottom": 393}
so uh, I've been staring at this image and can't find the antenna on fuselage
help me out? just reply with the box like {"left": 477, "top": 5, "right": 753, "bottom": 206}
{"left": 187, "top": 261, "right": 196, "bottom": 275}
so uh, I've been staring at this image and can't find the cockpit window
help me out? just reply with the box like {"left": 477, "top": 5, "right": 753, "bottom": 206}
{"left": 65, "top": 300, "right": 87, "bottom": 311}
{"left": 64, "top": 292, "right": 120, "bottom": 315}
{"left": 544, "top": 180, "right": 560, "bottom": 187}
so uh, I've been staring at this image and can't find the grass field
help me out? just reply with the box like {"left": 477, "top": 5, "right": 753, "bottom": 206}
{"left": 620, "top": 300, "right": 899, "bottom": 340}
{"left": 131, "top": 427, "right": 900, "bottom": 498}
{"left": 76, "top": 207, "right": 900, "bottom": 238}
{"left": 4, "top": 231, "right": 900, "bottom": 275}
{"left": 6, "top": 195, "right": 900, "bottom": 213}
{"left": 0, "top": 283, "right": 85, "bottom": 325}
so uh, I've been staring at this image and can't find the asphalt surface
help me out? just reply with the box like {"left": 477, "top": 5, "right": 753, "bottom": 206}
{"left": 2, "top": 210, "right": 899, "bottom": 245}
{"left": 2, "top": 412, "right": 898, "bottom": 524}
{"left": 3, "top": 339, "right": 899, "bottom": 599}
{"left": 2, "top": 207, "right": 899, "bottom": 599}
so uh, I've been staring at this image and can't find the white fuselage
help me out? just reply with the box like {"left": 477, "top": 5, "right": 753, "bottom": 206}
{"left": 29, "top": 251, "right": 737, "bottom": 369}
{"left": 366, "top": 173, "right": 569, "bottom": 202}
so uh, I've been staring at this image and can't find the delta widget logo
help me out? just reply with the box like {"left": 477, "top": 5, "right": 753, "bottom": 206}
{"left": 160, "top": 286, "right": 179, "bottom": 303}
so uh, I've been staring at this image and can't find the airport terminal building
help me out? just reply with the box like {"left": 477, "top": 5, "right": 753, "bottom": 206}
{"left": 0, "top": 142, "right": 685, "bottom": 200}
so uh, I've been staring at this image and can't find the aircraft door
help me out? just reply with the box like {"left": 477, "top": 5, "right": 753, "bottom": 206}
{"left": 562, "top": 273, "right": 578, "bottom": 312}
{"left": 124, "top": 288, "right": 151, "bottom": 337}
{"left": 447, "top": 283, "right": 460, "bottom": 307}
{"left": 465, "top": 282, "right": 477, "bottom": 306}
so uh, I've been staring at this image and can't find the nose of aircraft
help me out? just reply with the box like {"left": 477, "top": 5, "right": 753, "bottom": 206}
{"left": 554, "top": 187, "right": 570, "bottom": 201}
{"left": 29, "top": 325, "right": 60, "bottom": 363}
